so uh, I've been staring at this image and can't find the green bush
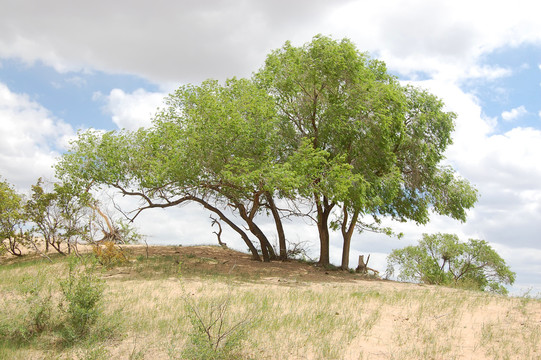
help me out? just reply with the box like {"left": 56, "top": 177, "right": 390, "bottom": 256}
{"left": 386, "top": 233, "right": 515, "bottom": 295}
{"left": 59, "top": 256, "right": 105, "bottom": 343}
{"left": 21, "top": 273, "right": 53, "bottom": 337}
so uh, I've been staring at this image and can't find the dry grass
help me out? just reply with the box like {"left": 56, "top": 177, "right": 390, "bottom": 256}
{"left": 1, "top": 245, "right": 540, "bottom": 359}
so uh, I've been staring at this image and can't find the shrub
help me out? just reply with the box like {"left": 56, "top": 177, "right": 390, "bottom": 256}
{"left": 93, "top": 241, "right": 128, "bottom": 268}
{"left": 386, "top": 233, "right": 516, "bottom": 295}
{"left": 179, "top": 295, "right": 252, "bottom": 360}
{"left": 21, "top": 273, "right": 53, "bottom": 336}
{"left": 59, "top": 256, "right": 105, "bottom": 343}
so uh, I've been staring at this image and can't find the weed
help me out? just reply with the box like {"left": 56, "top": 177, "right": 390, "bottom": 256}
{"left": 128, "top": 336, "right": 146, "bottom": 360}
{"left": 78, "top": 344, "right": 110, "bottom": 360}
{"left": 180, "top": 296, "right": 252, "bottom": 360}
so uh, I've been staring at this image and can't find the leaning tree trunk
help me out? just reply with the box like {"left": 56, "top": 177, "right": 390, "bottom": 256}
{"left": 191, "top": 197, "right": 261, "bottom": 261}
{"left": 235, "top": 200, "right": 276, "bottom": 261}
{"left": 237, "top": 202, "right": 276, "bottom": 262}
{"left": 265, "top": 192, "right": 287, "bottom": 260}
{"left": 247, "top": 220, "right": 273, "bottom": 262}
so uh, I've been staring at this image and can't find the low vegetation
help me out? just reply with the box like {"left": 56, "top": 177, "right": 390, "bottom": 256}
{"left": 1, "top": 245, "right": 539, "bottom": 360}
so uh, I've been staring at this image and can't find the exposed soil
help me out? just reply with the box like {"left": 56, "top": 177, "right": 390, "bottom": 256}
{"left": 124, "top": 244, "right": 380, "bottom": 283}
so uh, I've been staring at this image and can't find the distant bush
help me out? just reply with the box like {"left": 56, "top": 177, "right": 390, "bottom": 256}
{"left": 386, "top": 233, "right": 516, "bottom": 295}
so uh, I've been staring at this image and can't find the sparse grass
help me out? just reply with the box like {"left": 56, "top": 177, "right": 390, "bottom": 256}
{"left": 1, "top": 247, "right": 540, "bottom": 359}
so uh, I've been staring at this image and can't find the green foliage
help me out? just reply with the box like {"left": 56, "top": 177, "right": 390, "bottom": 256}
{"left": 255, "top": 35, "right": 478, "bottom": 265}
{"left": 59, "top": 256, "right": 105, "bottom": 343}
{"left": 114, "top": 218, "right": 145, "bottom": 244}
{"left": 25, "top": 178, "right": 90, "bottom": 254}
{"left": 386, "top": 233, "right": 516, "bottom": 295}
{"left": 0, "top": 177, "right": 28, "bottom": 256}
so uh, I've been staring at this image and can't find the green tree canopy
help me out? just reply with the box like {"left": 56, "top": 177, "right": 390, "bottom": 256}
{"left": 25, "top": 178, "right": 93, "bottom": 255}
{"left": 255, "top": 35, "right": 477, "bottom": 267}
{"left": 57, "top": 78, "right": 294, "bottom": 261}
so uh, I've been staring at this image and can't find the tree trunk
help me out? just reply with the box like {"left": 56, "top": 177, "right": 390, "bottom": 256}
{"left": 356, "top": 255, "right": 368, "bottom": 273}
{"left": 50, "top": 237, "right": 66, "bottom": 255}
{"left": 91, "top": 202, "right": 116, "bottom": 236}
{"left": 315, "top": 195, "right": 334, "bottom": 266}
{"left": 340, "top": 207, "right": 359, "bottom": 270}
{"left": 248, "top": 220, "right": 273, "bottom": 262}
{"left": 237, "top": 202, "right": 276, "bottom": 262}
{"left": 190, "top": 197, "right": 261, "bottom": 261}
{"left": 356, "top": 254, "right": 378, "bottom": 275}
{"left": 265, "top": 192, "right": 287, "bottom": 260}
{"left": 7, "top": 237, "right": 22, "bottom": 256}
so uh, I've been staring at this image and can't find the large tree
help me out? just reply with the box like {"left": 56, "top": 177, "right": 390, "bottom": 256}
{"left": 256, "top": 35, "right": 477, "bottom": 267}
{"left": 57, "top": 78, "right": 293, "bottom": 261}
{"left": 58, "top": 35, "right": 477, "bottom": 267}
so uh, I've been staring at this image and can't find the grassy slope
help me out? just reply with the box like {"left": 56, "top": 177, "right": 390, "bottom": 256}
{"left": 1, "top": 245, "right": 540, "bottom": 360}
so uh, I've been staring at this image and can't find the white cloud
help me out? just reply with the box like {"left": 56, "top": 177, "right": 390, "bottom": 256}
{"left": 1, "top": 1, "right": 540, "bottom": 85}
{"left": 464, "top": 65, "right": 512, "bottom": 80}
{"left": 328, "top": 0, "right": 541, "bottom": 82}
{"left": 96, "top": 89, "right": 166, "bottom": 130}
{"left": 501, "top": 105, "right": 528, "bottom": 121}
{"left": 0, "top": 82, "right": 74, "bottom": 190}
{"left": 406, "top": 82, "right": 541, "bottom": 245}
{"left": 0, "top": 0, "right": 348, "bottom": 84}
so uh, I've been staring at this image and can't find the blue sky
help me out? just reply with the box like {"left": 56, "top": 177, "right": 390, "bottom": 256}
{"left": 462, "top": 44, "right": 541, "bottom": 132}
{"left": 0, "top": 59, "right": 159, "bottom": 131}
{"left": 1, "top": 0, "right": 540, "bottom": 294}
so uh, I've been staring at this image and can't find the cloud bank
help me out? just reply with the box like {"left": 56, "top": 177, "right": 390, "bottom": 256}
{"left": 0, "top": 82, "right": 73, "bottom": 189}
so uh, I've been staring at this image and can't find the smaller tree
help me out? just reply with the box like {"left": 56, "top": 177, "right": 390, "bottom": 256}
{"left": 0, "top": 177, "right": 29, "bottom": 256}
{"left": 386, "top": 233, "right": 515, "bottom": 295}
{"left": 25, "top": 178, "right": 90, "bottom": 255}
